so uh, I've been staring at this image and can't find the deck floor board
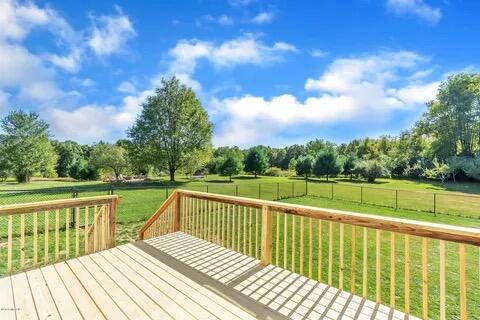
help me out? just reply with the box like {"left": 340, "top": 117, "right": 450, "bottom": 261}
{"left": 0, "top": 232, "right": 418, "bottom": 320}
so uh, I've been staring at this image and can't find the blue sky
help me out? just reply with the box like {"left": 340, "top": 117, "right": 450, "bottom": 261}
{"left": 0, "top": 0, "right": 478, "bottom": 147}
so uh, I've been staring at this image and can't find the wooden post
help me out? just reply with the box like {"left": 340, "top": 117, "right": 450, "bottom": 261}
{"left": 260, "top": 205, "right": 272, "bottom": 265}
{"left": 108, "top": 198, "right": 117, "bottom": 248}
{"left": 173, "top": 193, "right": 181, "bottom": 231}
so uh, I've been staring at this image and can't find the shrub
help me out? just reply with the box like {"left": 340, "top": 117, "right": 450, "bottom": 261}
{"left": 265, "top": 167, "right": 289, "bottom": 177}
{"left": 354, "top": 159, "right": 390, "bottom": 183}
{"left": 403, "top": 161, "right": 424, "bottom": 178}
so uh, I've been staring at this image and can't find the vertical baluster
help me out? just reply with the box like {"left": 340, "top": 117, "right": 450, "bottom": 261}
{"left": 93, "top": 205, "right": 97, "bottom": 252}
{"left": 390, "top": 232, "right": 396, "bottom": 308}
{"left": 222, "top": 203, "right": 226, "bottom": 246}
{"left": 300, "top": 216, "right": 304, "bottom": 275}
{"left": 232, "top": 205, "right": 236, "bottom": 250}
{"left": 249, "top": 208, "right": 253, "bottom": 257}
{"left": 207, "top": 201, "right": 211, "bottom": 241}
{"left": 33, "top": 212, "right": 38, "bottom": 265}
{"left": 376, "top": 229, "right": 381, "bottom": 303}
{"left": 362, "top": 227, "right": 368, "bottom": 298}
{"left": 75, "top": 207, "right": 80, "bottom": 256}
{"left": 66, "top": 208, "right": 70, "bottom": 257}
{"left": 84, "top": 206, "right": 89, "bottom": 254}
{"left": 350, "top": 226, "right": 356, "bottom": 293}
{"left": 275, "top": 212, "right": 280, "bottom": 265}
{"left": 328, "top": 221, "right": 333, "bottom": 286}
{"left": 20, "top": 214, "right": 25, "bottom": 270}
{"left": 318, "top": 220, "right": 322, "bottom": 281}
{"left": 284, "top": 213, "right": 288, "bottom": 269}
{"left": 44, "top": 210, "right": 49, "bottom": 264}
{"left": 291, "top": 215, "right": 296, "bottom": 272}
{"left": 459, "top": 243, "right": 467, "bottom": 320}
{"left": 308, "top": 217, "right": 313, "bottom": 278}
{"left": 243, "top": 207, "right": 247, "bottom": 254}
{"left": 227, "top": 204, "right": 231, "bottom": 248}
{"left": 237, "top": 206, "right": 241, "bottom": 251}
{"left": 405, "top": 234, "right": 411, "bottom": 315}
{"left": 7, "top": 215, "right": 12, "bottom": 273}
{"left": 339, "top": 223, "right": 344, "bottom": 290}
{"left": 55, "top": 209, "right": 60, "bottom": 261}
{"left": 255, "top": 208, "right": 259, "bottom": 259}
{"left": 422, "top": 238, "right": 428, "bottom": 320}
{"left": 439, "top": 240, "right": 446, "bottom": 320}
{"left": 217, "top": 202, "right": 221, "bottom": 244}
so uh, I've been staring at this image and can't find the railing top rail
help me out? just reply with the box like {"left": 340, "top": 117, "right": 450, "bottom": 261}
{"left": 0, "top": 195, "right": 121, "bottom": 216}
{"left": 176, "top": 189, "right": 480, "bottom": 246}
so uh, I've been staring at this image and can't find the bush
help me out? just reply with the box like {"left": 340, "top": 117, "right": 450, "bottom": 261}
{"left": 403, "top": 161, "right": 424, "bottom": 178}
{"left": 265, "top": 167, "right": 290, "bottom": 177}
{"left": 69, "top": 159, "right": 100, "bottom": 181}
{"left": 355, "top": 159, "right": 390, "bottom": 183}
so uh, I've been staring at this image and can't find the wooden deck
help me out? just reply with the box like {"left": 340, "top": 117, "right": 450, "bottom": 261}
{"left": 0, "top": 232, "right": 418, "bottom": 320}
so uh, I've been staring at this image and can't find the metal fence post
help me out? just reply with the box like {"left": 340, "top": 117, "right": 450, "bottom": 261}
{"left": 258, "top": 183, "right": 261, "bottom": 199}
{"left": 433, "top": 193, "right": 437, "bottom": 216}
{"left": 360, "top": 187, "right": 363, "bottom": 204}
{"left": 165, "top": 185, "right": 169, "bottom": 198}
{"left": 71, "top": 188, "right": 78, "bottom": 227}
{"left": 110, "top": 184, "right": 114, "bottom": 195}
{"left": 277, "top": 183, "right": 280, "bottom": 200}
{"left": 395, "top": 190, "right": 398, "bottom": 210}
{"left": 331, "top": 183, "right": 334, "bottom": 200}
{"left": 292, "top": 182, "right": 295, "bottom": 197}
{"left": 206, "top": 185, "right": 209, "bottom": 193}
{"left": 305, "top": 179, "right": 308, "bottom": 196}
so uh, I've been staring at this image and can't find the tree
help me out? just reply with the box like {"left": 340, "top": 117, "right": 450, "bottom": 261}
{"left": 295, "top": 155, "right": 314, "bottom": 180}
{"left": 53, "top": 140, "right": 84, "bottom": 177}
{"left": 463, "top": 157, "right": 480, "bottom": 181}
{"left": 0, "top": 157, "right": 9, "bottom": 181}
{"left": 354, "top": 159, "right": 390, "bottom": 183}
{"left": 184, "top": 147, "right": 212, "bottom": 178}
{"left": 447, "top": 156, "right": 468, "bottom": 183}
{"left": 244, "top": 147, "right": 269, "bottom": 178}
{"left": 288, "top": 158, "right": 297, "bottom": 173}
{"left": 281, "top": 144, "right": 305, "bottom": 169}
{"left": 0, "top": 111, "right": 58, "bottom": 182}
{"left": 313, "top": 149, "right": 342, "bottom": 181}
{"left": 218, "top": 152, "right": 243, "bottom": 182}
{"left": 342, "top": 153, "right": 358, "bottom": 180}
{"left": 425, "top": 158, "right": 450, "bottom": 185}
{"left": 68, "top": 159, "right": 99, "bottom": 181}
{"left": 419, "top": 73, "right": 480, "bottom": 157}
{"left": 129, "top": 76, "right": 213, "bottom": 181}
{"left": 90, "top": 143, "right": 129, "bottom": 179}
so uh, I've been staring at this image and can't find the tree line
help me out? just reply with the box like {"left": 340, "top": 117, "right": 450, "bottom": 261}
{"left": 0, "top": 73, "right": 479, "bottom": 184}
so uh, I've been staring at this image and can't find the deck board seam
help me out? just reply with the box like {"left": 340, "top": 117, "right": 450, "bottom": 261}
{"left": 37, "top": 267, "right": 64, "bottom": 319}
{"left": 134, "top": 240, "right": 289, "bottom": 320}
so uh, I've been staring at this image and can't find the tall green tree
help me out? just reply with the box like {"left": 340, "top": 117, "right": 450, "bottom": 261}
{"left": 244, "top": 147, "right": 269, "bottom": 178}
{"left": 0, "top": 111, "right": 57, "bottom": 182}
{"left": 129, "top": 77, "right": 213, "bottom": 181}
{"left": 53, "top": 140, "right": 84, "bottom": 177}
{"left": 313, "top": 149, "right": 342, "bottom": 181}
{"left": 419, "top": 73, "right": 480, "bottom": 157}
{"left": 90, "top": 142, "right": 129, "bottom": 179}
{"left": 342, "top": 153, "right": 358, "bottom": 180}
{"left": 218, "top": 152, "right": 244, "bottom": 182}
{"left": 295, "top": 155, "right": 314, "bottom": 180}
{"left": 354, "top": 159, "right": 390, "bottom": 183}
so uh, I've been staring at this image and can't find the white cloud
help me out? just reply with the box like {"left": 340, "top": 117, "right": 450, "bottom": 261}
{"left": 218, "top": 15, "right": 234, "bottom": 26}
{"left": 0, "top": 90, "right": 10, "bottom": 113}
{"left": 45, "top": 48, "right": 82, "bottom": 73}
{"left": 0, "top": 41, "right": 62, "bottom": 103}
{"left": 251, "top": 12, "right": 274, "bottom": 24}
{"left": 386, "top": 0, "right": 442, "bottom": 24}
{"left": 213, "top": 51, "right": 438, "bottom": 146}
{"left": 169, "top": 34, "right": 297, "bottom": 74}
{"left": 80, "top": 78, "right": 95, "bottom": 87}
{"left": 228, "top": 0, "right": 255, "bottom": 6}
{"left": 117, "top": 80, "right": 136, "bottom": 94}
{"left": 310, "top": 49, "right": 328, "bottom": 58}
{"left": 88, "top": 7, "right": 136, "bottom": 56}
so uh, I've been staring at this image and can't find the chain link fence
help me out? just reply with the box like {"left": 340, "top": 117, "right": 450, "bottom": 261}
{"left": 306, "top": 181, "right": 480, "bottom": 219}
{"left": 1, "top": 180, "right": 479, "bottom": 225}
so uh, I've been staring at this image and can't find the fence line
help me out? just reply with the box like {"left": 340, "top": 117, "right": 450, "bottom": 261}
{"left": 0, "top": 180, "right": 479, "bottom": 220}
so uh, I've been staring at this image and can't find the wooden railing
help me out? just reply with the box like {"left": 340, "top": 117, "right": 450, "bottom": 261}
{"left": 0, "top": 195, "right": 120, "bottom": 275}
{"left": 140, "top": 189, "right": 480, "bottom": 319}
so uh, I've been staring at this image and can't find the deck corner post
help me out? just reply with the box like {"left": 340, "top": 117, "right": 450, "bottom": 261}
{"left": 109, "top": 197, "right": 117, "bottom": 248}
{"left": 260, "top": 205, "right": 273, "bottom": 266}
{"left": 173, "top": 193, "right": 181, "bottom": 232}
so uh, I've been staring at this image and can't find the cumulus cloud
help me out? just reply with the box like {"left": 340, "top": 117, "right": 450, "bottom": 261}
{"left": 250, "top": 12, "right": 274, "bottom": 24}
{"left": 310, "top": 49, "right": 328, "bottom": 58}
{"left": 88, "top": 7, "right": 136, "bottom": 56}
{"left": 169, "top": 34, "right": 297, "bottom": 74}
{"left": 213, "top": 51, "right": 439, "bottom": 146}
{"left": 386, "top": 0, "right": 442, "bottom": 24}
{"left": 117, "top": 80, "right": 136, "bottom": 94}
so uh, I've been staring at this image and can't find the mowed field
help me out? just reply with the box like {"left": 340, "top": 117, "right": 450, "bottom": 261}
{"left": 1, "top": 176, "right": 480, "bottom": 318}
